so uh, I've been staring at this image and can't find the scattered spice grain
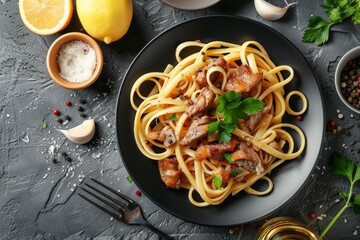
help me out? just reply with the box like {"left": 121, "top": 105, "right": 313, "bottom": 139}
{"left": 53, "top": 109, "right": 60, "bottom": 116}
{"left": 55, "top": 117, "right": 63, "bottom": 123}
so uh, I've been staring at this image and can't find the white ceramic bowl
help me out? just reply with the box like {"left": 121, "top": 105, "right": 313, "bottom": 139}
{"left": 335, "top": 46, "right": 360, "bottom": 114}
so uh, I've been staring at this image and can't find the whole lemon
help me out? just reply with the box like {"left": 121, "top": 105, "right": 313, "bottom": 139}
{"left": 76, "top": 0, "right": 133, "bottom": 44}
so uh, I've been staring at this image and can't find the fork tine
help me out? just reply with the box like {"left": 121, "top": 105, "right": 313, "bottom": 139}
{"left": 78, "top": 192, "right": 122, "bottom": 221}
{"left": 81, "top": 185, "right": 126, "bottom": 212}
{"left": 90, "top": 178, "right": 135, "bottom": 205}
{"left": 84, "top": 182, "right": 128, "bottom": 209}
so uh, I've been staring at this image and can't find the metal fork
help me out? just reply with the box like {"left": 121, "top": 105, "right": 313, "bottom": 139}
{"left": 78, "top": 178, "right": 172, "bottom": 240}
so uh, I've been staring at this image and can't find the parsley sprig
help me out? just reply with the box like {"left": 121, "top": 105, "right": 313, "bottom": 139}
{"left": 208, "top": 91, "right": 265, "bottom": 143}
{"left": 321, "top": 153, "right": 360, "bottom": 238}
{"left": 303, "top": 0, "right": 360, "bottom": 45}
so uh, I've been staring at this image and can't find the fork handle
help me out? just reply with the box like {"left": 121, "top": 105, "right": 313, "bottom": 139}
{"left": 144, "top": 222, "right": 173, "bottom": 240}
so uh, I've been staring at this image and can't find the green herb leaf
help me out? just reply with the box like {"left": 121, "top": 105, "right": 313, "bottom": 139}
{"left": 321, "top": 152, "right": 360, "bottom": 238}
{"left": 210, "top": 91, "right": 264, "bottom": 143}
{"left": 353, "top": 8, "right": 360, "bottom": 24}
{"left": 354, "top": 194, "right": 360, "bottom": 215}
{"left": 126, "top": 175, "right": 133, "bottom": 183}
{"left": 222, "top": 152, "right": 232, "bottom": 163}
{"left": 240, "top": 98, "right": 266, "bottom": 114}
{"left": 218, "top": 131, "right": 232, "bottom": 144}
{"left": 333, "top": 152, "right": 354, "bottom": 182}
{"left": 42, "top": 119, "right": 48, "bottom": 129}
{"left": 303, "top": 0, "right": 360, "bottom": 45}
{"left": 230, "top": 168, "right": 242, "bottom": 177}
{"left": 354, "top": 163, "right": 360, "bottom": 183}
{"left": 302, "top": 16, "right": 333, "bottom": 46}
{"left": 167, "top": 115, "right": 178, "bottom": 121}
{"left": 208, "top": 121, "right": 220, "bottom": 135}
{"left": 354, "top": 194, "right": 360, "bottom": 206}
{"left": 213, "top": 175, "right": 222, "bottom": 190}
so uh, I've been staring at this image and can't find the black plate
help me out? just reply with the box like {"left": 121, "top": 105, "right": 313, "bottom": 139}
{"left": 116, "top": 15, "right": 325, "bottom": 226}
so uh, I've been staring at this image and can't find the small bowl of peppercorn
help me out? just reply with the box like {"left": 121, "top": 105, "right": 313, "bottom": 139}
{"left": 335, "top": 46, "right": 360, "bottom": 114}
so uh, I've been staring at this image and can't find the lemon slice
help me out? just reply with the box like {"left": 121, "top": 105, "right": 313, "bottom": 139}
{"left": 19, "top": 0, "right": 73, "bottom": 35}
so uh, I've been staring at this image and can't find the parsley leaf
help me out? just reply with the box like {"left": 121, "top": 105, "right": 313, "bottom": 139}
{"left": 208, "top": 121, "right": 220, "bottom": 135}
{"left": 304, "top": 0, "right": 360, "bottom": 45}
{"left": 213, "top": 175, "right": 222, "bottom": 190}
{"left": 208, "top": 91, "right": 264, "bottom": 143}
{"left": 333, "top": 152, "right": 354, "bottom": 182}
{"left": 302, "top": 16, "right": 334, "bottom": 45}
{"left": 321, "top": 153, "right": 360, "bottom": 238}
{"left": 42, "top": 119, "right": 48, "bottom": 129}
{"left": 222, "top": 152, "right": 233, "bottom": 163}
{"left": 167, "top": 115, "right": 178, "bottom": 121}
{"left": 126, "top": 175, "right": 133, "bottom": 183}
{"left": 230, "top": 168, "right": 242, "bottom": 177}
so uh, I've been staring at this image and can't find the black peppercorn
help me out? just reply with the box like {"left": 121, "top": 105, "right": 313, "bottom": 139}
{"left": 64, "top": 115, "right": 71, "bottom": 121}
{"left": 77, "top": 106, "right": 84, "bottom": 112}
{"left": 79, "top": 99, "right": 86, "bottom": 104}
{"left": 340, "top": 57, "right": 360, "bottom": 110}
{"left": 64, "top": 156, "right": 72, "bottom": 162}
{"left": 80, "top": 113, "right": 86, "bottom": 118}
{"left": 52, "top": 158, "right": 58, "bottom": 163}
{"left": 55, "top": 117, "right": 63, "bottom": 123}
{"left": 61, "top": 152, "right": 68, "bottom": 157}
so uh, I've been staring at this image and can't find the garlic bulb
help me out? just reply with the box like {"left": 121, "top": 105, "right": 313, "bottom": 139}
{"left": 254, "top": 0, "right": 296, "bottom": 21}
{"left": 57, "top": 119, "right": 95, "bottom": 144}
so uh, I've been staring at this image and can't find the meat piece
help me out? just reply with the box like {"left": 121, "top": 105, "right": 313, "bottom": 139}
{"left": 179, "top": 116, "right": 210, "bottom": 146}
{"left": 186, "top": 87, "right": 215, "bottom": 118}
{"left": 245, "top": 106, "right": 268, "bottom": 131}
{"left": 268, "top": 140, "right": 283, "bottom": 152}
{"left": 224, "top": 65, "right": 263, "bottom": 93}
{"left": 231, "top": 142, "right": 264, "bottom": 175}
{"left": 158, "top": 158, "right": 181, "bottom": 189}
{"left": 219, "top": 167, "right": 231, "bottom": 186}
{"left": 147, "top": 128, "right": 176, "bottom": 147}
{"left": 196, "top": 57, "right": 228, "bottom": 87}
{"left": 195, "top": 138, "right": 238, "bottom": 160}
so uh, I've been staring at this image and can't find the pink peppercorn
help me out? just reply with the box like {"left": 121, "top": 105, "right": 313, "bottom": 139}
{"left": 309, "top": 212, "right": 316, "bottom": 219}
{"left": 329, "top": 120, "right": 336, "bottom": 127}
{"left": 296, "top": 115, "right": 303, "bottom": 121}
{"left": 53, "top": 109, "right": 60, "bottom": 116}
{"left": 65, "top": 100, "right": 72, "bottom": 106}
{"left": 135, "top": 189, "right": 141, "bottom": 196}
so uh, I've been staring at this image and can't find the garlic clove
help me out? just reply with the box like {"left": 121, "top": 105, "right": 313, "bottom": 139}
{"left": 57, "top": 119, "right": 96, "bottom": 144}
{"left": 254, "top": 0, "right": 296, "bottom": 21}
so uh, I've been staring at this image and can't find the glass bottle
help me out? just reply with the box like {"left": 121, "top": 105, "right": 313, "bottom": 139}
{"left": 256, "top": 217, "right": 321, "bottom": 240}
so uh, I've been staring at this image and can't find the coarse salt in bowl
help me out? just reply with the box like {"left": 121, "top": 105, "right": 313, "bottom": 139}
{"left": 335, "top": 46, "right": 360, "bottom": 114}
{"left": 47, "top": 32, "right": 103, "bottom": 90}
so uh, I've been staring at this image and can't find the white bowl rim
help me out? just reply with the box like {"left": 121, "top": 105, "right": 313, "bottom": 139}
{"left": 335, "top": 46, "right": 360, "bottom": 114}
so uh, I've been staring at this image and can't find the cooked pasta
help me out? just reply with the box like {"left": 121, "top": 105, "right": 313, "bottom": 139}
{"left": 130, "top": 40, "right": 307, "bottom": 207}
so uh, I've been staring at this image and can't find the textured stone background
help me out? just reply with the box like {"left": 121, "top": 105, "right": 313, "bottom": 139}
{"left": 0, "top": 0, "right": 359, "bottom": 239}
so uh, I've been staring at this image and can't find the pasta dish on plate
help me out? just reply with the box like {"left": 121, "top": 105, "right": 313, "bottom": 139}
{"left": 130, "top": 40, "right": 306, "bottom": 207}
